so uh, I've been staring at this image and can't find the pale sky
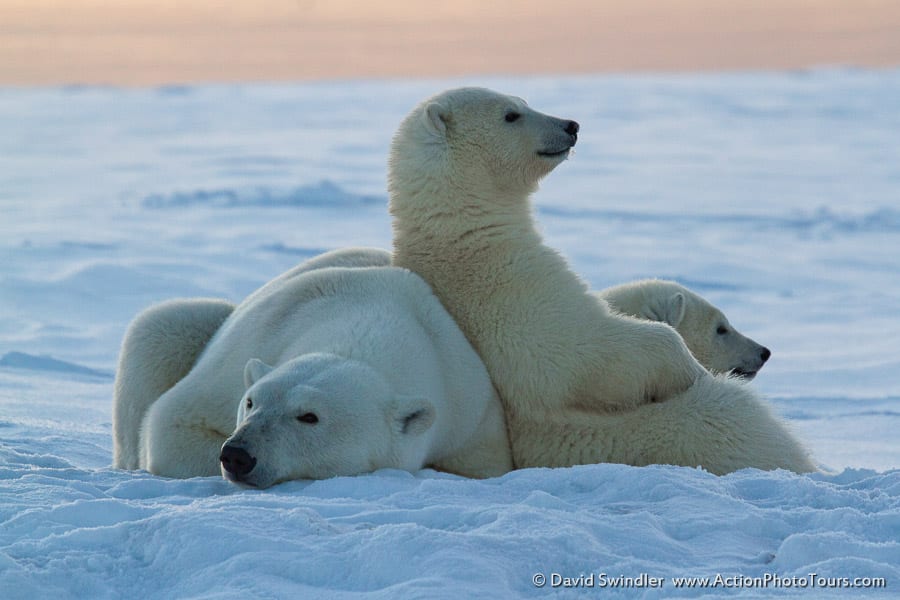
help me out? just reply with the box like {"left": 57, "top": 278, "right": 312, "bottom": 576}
{"left": 2, "top": 0, "right": 899, "bottom": 85}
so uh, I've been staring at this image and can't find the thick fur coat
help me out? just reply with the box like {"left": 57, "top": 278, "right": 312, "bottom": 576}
{"left": 113, "top": 249, "right": 511, "bottom": 486}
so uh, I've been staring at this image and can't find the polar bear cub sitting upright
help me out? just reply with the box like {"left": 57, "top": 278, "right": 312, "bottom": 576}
{"left": 389, "top": 87, "right": 814, "bottom": 475}
{"left": 598, "top": 280, "right": 771, "bottom": 379}
{"left": 113, "top": 249, "right": 512, "bottom": 486}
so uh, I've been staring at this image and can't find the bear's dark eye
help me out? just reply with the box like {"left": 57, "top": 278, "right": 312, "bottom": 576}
{"left": 504, "top": 111, "right": 521, "bottom": 123}
{"left": 245, "top": 397, "right": 253, "bottom": 410}
{"left": 716, "top": 325, "right": 728, "bottom": 335}
{"left": 297, "top": 412, "right": 319, "bottom": 424}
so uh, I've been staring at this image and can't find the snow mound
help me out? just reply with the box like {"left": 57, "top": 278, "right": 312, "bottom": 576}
{"left": 0, "top": 352, "right": 112, "bottom": 379}
{"left": 143, "top": 180, "right": 381, "bottom": 209}
{"left": 1, "top": 447, "right": 897, "bottom": 599}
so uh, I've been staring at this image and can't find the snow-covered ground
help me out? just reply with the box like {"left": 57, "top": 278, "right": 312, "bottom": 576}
{"left": 1, "top": 69, "right": 898, "bottom": 598}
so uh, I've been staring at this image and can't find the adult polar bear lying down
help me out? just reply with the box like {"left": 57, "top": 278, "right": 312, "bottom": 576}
{"left": 113, "top": 249, "right": 512, "bottom": 487}
{"left": 389, "top": 87, "right": 815, "bottom": 475}
{"left": 112, "top": 247, "right": 395, "bottom": 472}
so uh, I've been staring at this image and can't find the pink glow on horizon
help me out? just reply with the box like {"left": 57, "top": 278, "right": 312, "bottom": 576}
{"left": 1, "top": 0, "right": 899, "bottom": 85}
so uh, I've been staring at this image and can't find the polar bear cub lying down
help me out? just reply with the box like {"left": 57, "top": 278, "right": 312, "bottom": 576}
{"left": 389, "top": 87, "right": 814, "bottom": 474}
{"left": 113, "top": 249, "right": 512, "bottom": 487}
{"left": 598, "top": 280, "right": 771, "bottom": 379}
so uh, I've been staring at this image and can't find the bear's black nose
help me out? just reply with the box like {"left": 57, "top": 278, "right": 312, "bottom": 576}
{"left": 220, "top": 444, "right": 257, "bottom": 478}
{"left": 565, "top": 120, "right": 579, "bottom": 136}
{"left": 760, "top": 347, "right": 771, "bottom": 363}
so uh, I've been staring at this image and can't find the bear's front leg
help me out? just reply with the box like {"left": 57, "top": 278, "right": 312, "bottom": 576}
{"left": 573, "top": 317, "right": 705, "bottom": 413}
{"left": 140, "top": 385, "right": 234, "bottom": 478}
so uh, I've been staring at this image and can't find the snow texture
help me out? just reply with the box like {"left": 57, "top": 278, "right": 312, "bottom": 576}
{"left": 1, "top": 69, "right": 898, "bottom": 598}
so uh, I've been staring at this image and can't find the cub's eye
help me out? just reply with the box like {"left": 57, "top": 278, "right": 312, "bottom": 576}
{"left": 297, "top": 412, "right": 319, "bottom": 424}
{"left": 716, "top": 325, "right": 728, "bottom": 335}
{"left": 245, "top": 397, "right": 253, "bottom": 410}
{"left": 504, "top": 111, "right": 521, "bottom": 123}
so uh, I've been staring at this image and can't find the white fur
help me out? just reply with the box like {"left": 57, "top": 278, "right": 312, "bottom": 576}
{"left": 113, "top": 297, "right": 234, "bottom": 469}
{"left": 112, "top": 247, "right": 390, "bottom": 470}
{"left": 389, "top": 87, "right": 815, "bottom": 474}
{"left": 114, "top": 248, "right": 510, "bottom": 486}
{"left": 598, "top": 280, "right": 771, "bottom": 378}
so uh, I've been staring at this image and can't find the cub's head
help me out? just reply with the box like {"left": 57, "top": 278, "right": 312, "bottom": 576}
{"left": 389, "top": 87, "right": 579, "bottom": 202}
{"left": 219, "top": 353, "right": 436, "bottom": 488}
{"left": 673, "top": 290, "right": 771, "bottom": 379}
{"left": 601, "top": 280, "right": 771, "bottom": 379}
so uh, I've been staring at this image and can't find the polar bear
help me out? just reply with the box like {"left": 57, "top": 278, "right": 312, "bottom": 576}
{"left": 113, "top": 250, "right": 511, "bottom": 486}
{"left": 112, "top": 247, "right": 392, "bottom": 470}
{"left": 597, "top": 280, "right": 771, "bottom": 379}
{"left": 389, "top": 87, "right": 814, "bottom": 474}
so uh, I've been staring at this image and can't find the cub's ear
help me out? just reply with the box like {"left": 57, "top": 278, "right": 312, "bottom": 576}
{"left": 243, "top": 358, "right": 275, "bottom": 389}
{"left": 422, "top": 101, "right": 448, "bottom": 137}
{"left": 392, "top": 395, "right": 436, "bottom": 436}
{"left": 648, "top": 292, "right": 686, "bottom": 328}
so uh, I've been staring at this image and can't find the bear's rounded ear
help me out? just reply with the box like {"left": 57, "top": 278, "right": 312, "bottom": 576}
{"left": 422, "top": 101, "right": 448, "bottom": 138}
{"left": 392, "top": 396, "right": 436, "bottom": 436}
{"left": 244, "top": 358, "right": 274, "bottom": 388}
{"left": 668, "top": 292, "right": 687, "bottom": 327}
{"left": 662, "top": 292, "right": 687, "bottom": 328}
{"left": 648, "top": 292, "right": 686, "bottom": 328}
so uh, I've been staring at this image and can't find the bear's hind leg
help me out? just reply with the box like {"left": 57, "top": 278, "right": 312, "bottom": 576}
{"left": 112, "top": 298, "right": 234, "bottom": 469}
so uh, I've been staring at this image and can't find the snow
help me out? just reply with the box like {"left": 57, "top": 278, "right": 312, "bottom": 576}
{"left": 1, "top": 69, "right": 898, "bottom": 598}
